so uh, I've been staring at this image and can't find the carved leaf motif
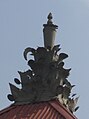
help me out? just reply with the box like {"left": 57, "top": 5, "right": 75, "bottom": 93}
{"left": 9, "top": 83, "right": 20, "bottom": 100}
{"left": 52, "top": 44, "right": 60, "bottom": 54}
{"left": 58, "top": 53, "right": 68, "bottom": 63}
{"left": 23, "top": 47, "right": 35, "bottom": 60}
{"left": 8, "top": 45, "right": 79, "bottom": 113}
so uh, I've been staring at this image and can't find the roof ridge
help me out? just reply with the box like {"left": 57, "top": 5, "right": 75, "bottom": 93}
{"left": 0, "top": 105, "right": 16, "bottom": 115}
{"left": 0, "top": 100, "right": 78, "bottom": 119}
{"left": 49, "top": 100, "right": 78, "bottom": 119}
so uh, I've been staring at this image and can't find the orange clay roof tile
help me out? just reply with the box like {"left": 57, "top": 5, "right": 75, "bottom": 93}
{"left": 0, "top": 100, "right": 78, "bottom": 119}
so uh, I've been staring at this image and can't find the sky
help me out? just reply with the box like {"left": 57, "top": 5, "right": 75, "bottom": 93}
{"left": 0, "top": 0, "right": 89, "bottom": 118}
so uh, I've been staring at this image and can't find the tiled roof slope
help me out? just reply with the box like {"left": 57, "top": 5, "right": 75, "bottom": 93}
{"left": 0, "top": 100, "right": 77, "bottom": 119}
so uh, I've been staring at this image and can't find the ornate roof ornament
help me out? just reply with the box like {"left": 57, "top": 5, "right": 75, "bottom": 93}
{"left": 43, "top": 12, "right": 58, "bottom": 49}
{"left": 7, "top": 13, "right": 79, "bottom": 113}
{"left": 47, "top": 13, "right": 53, "bottom": 24}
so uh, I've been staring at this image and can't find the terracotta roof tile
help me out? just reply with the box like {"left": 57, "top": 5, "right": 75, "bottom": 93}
{"left": 0, "top": 100, "right": 77, "bottom": 119}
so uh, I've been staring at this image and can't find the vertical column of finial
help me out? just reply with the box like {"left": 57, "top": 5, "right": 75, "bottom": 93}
{"left": 43, "top": 13, "right": 58, "bottom": 49}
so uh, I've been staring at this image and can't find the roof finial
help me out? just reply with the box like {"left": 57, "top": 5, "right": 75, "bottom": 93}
{"left": 43, "top": 13, "right": 58, "bottom": 48}
{"left": 47, "top": 12, "right": 53, "bottom": 24}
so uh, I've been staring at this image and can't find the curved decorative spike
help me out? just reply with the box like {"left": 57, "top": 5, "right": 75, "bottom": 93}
{"left": 23, "top": 47, "right": 35, "bottom": 60}
{"left": 58, "top": 53, "right": 68, "bottom": 62}
{"left": 72, "top": 93, "right": 77, "bottom": 97}
{"left": 63, "top": 79, "right": 71, "bottom": 87}
{"left": 71, "top": 85, "right": 76, "bottom": 88}
{"left": 60, "top": 68, "right": 71, "bottom": 79}
{"left": 9, "top": 83, "right": 19, "bottom": 97}
{"left": 52, "top": 44, "right": 60, "bottom": 53}
{"left": 7, "top": 94, "right": 14, "bottom": 101}
{"left": 14, "top": 78, "right": 21, "bottom": 85}
{"left": 75, "top": 106, "right": 79, "bottom": 112}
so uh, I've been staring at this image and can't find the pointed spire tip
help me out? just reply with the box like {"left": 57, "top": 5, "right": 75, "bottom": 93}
{"left": 47, "top": 13, "right": 53, "bottom": 20}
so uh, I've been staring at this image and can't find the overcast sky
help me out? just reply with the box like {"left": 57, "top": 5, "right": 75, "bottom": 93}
{"left": 0, "top": 0, "right": 89, "bottom": 118}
